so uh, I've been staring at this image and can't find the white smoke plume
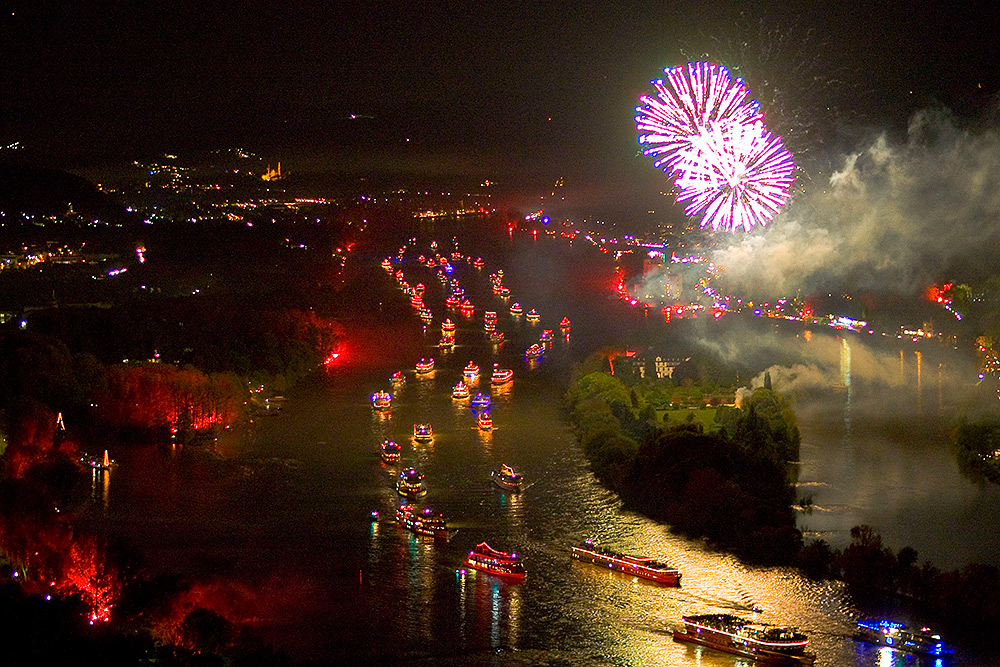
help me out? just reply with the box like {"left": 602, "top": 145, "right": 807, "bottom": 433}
{"left": 713, "top": 107, "right": 1000, "bottom": 297}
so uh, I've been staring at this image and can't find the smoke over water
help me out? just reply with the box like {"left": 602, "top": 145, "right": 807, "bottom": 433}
{"left": 713, "top": 107, "right": 1000, "bottom": 297}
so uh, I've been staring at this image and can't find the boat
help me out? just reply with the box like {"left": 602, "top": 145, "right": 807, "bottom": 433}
{"left": 415, "top": 358, "right": 434, "bottom": 373}
{"left": 526, "top": 308, "right": 540, "bottom": 323}
{"left": 510, "top": 302, "right": 523, "bottom": 316}
{"left": 414, "top": 282, "right": 425, "bottom": 296}
{"left": 488, "top": 331, "right": 505, "bottom": 344}
{"left": 483, "top": 320, "right": 496, "bottom": 332}
{"left": 490, "top": 363, "right": 513, "bottom": 385}
{"left": 498, "top": 287, "right": 510, "bottom": 297}
{"left": 478, "top": 412, "right": 493, "bottom": 431}
{"left": 559, "top": 316, "right": 571, "bottom": 331}
{"left": 413, "top": 423, "right": 434, "bottom": 442}
{"left": 410, "top": 296, "right": 424, "bottom": 309}
{"left": 419, "top": 308, "right": 433, "bottom": 323}
{"left": 525, "top": 343, "right": 544, "bottom": 359}
{"left": 380, "top": 440, "right": 401, "bottom": 463}
{"left": 437, "top": 335, "right": 455, "bottom": 349}
{"left": 452, "top": 381, "right": 470, "bottom": 399}
{"left": 82, "top": 449, "right": 114, "bottom": 471}
{"left": 484, "top": 310, "right": 497, "bottom": 323}
{"left": 460, "top": 299, "right": 475, "bottom": 314}
{"left": 396, "top": 468, "right": 426, "bottom": 497}
{"left": 371, "top": 389, "right": 392, "bottom": 410}
{"left": 381, "top": 258, "right": 393, "bottom": 272}
{"left": 471, "top": 393, "right": 491, "bottom": 409}
{"left": 445, "top": 294, "right": 460, "bottom": 308}
{"left": 441, "top": 318, "right": 456, "bottom": 334}
{"left": 491, "top": 464, "right": 522, "bottom": 491}
{"left": 464, "top": 542, "right": 524, "bottom": 581}
{"left": 463, "top": 361, "right": 480, "bottom": 381}
{"left": 672, "top": 614, "right": 815, "bottom": 665}
{"left": 571, "top": 540, "right": 681, "bottom": 586}
{"left": 854, "top": 620, "right": 953, "bottom": 656}
{"left": 396, "top": 504, "right": 448, "bottom": 539}
{"left": 540, "top": 329, "right": 553, "bottom": 342}
{"left": 389, "top": 371, "right": 405, "bottom": 386}
{"left": 472, "top": 257, "right": 485, "bottom": 269}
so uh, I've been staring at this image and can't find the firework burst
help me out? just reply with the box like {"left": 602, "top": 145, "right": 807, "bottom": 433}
{"left": 637, "top": 62, "right": 795, "bottom": 233}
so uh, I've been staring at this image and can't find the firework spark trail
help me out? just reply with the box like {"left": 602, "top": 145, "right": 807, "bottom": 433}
{"left": 636, "top": 62, "right": 795, "bottom": 233}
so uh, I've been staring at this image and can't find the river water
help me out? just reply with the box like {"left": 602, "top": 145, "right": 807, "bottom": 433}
{"left": 82, "top": 229, "right": 999, "bottom": 665}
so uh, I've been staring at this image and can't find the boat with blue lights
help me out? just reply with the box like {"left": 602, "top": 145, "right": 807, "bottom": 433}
{"left": 854, "top": 620, "right": 953, "bottom": 657}
{"left": 396, "top": 468, "right": 426, "bottom": 497}
{"left": 464, "top": 542, "right": 524, "bottom": 581}
{"left": 471, "top": 393, "right": 490, "bottom": 409}
{"left": 525, "top": 343, "right": 544, "bottom": 359}
{"left": 380, "top": 440, "right": 401, "bottom": 463}
{"left": 672, "top": 614, "right": 815, "bottom": 665}
{"left": 463, "top": 361, "right": 480, "bottom": 381}
{"left": 571, "top": 541, "right": 680, "bottom": 586}
{"left": 395, "top": 504, "right": 448, "bottom": 539}
{"left": 413, "top": 423, "right": 433, "bottom": 442}
{"left": 491, "top": 464, "right": 522, "bottom": 491}
{"left": 371, "top": 390, "right": 392, "bottom": 410}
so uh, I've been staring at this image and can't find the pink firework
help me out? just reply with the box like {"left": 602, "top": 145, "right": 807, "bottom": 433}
{"left": 636, "top": 62, "right": 794, "bottom": 233}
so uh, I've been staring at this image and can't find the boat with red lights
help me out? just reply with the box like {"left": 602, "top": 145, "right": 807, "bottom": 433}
{"left": 415, "top": 358, "right": 434, "bottom": 373}
{"left": 381, "top": 258, "right": 393, "bottom": 271}
{"left": 463, "top": 361, "right": 480, "bottom": 381}
{"left": 472, "top": 257, "right": 485, "bottom": 269}
{"left": 854, "top": 620, "right": 953, "bottom": 657}
{"left": 464, "top": 542, "right": 524, "bottom": 581}
{"left": 396, "top": 504, "right": 448, "bottom": 539}
{"left": 490, "top": 363, "right": 513, "bottom": 385}
{"left": 510, "top": 302, "right": 523, "bottom": 316}
{"left": 371, "top": 390, "right": 392, "bottom": 410}
{"left": 459, "top": 299, "right": 475, "bottom": 315}
{"left": 525, "top": 343, "right": 544, "bottom": 359}
{"left": 672, "top": 614, "right": 815, "bottom": 665}
{"left": 380, "top": 440, "right": 401, "bottom": 463}
{"left": 540, "top": 329, "right": 553, "bottom": 342}
{"left": 441, "top": 318, "right": 456, "bottom": 334}
{"left": 437, "top": 335, "right": 454, "bottom": 349}
{"left": 559, "top": 316, "right": 571, "bottom": 331}
{"left": 526, "top": 309, "right": 540, "bottom": 323}
{"left": 488, "top": 331, "right": 505, "bottom": 344}
{"left": 452, "top": 381, "right": 470, "bottom": 399}
{"left": 413, "top": 423, "right": 433, "bottom": 442}
{"left": 389, "top": 371, "right": 404, "bottom": 386}
{"left": 498, "top": 287, "right": 510, "bottom": 297}
{"left": 396, "top": 468, "right": 426, "bottom": 497}
{"left": 491, "top": 464, "right": 522, "bottom": 491}
{"left": 410, "top": 296, "right": 424, "bottom": 309}
{"left": 478, "top": 412, "right": 492, "bottom": 431}
{"left": 484, "top": 310, "right": 497, "bottom": 323}
{"left": 445, "top": 294, "right": 460, "bottom": 308}
{"left": 571, "top": 541, "right": 681, "bottom": 586}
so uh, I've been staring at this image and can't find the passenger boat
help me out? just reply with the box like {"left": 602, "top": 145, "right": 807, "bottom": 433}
{"left": 471, "top": 393, "right": 490, "bottom": 409}
{"left": 410, "top": 296, "right": 424, "bottom": 309}
{"left": 526, "top": 308, "right": 540, "bottom": 323}
{"left": 419, "top": 308, "right": 433, "bottom": 322}
{"left": 472, "top": 257, "right": 485, "bottom": 269}
{"left": 484, "top": 310, "right": 497, "bottom": 324}
{"left": 441, "top": 318, "right": 456, "bottom": 334}
{"left": 559, "top": 316, "right": 571, "bottom": 331}
{"left": 672, "top": 614, "right": 815, "bottom": 665}
{"left": 389, "top": 371, "right": 405, "bottom": 386}
{"left": 854, "top": 620, "right": 953, "bottom": 656}
{"left": 464, "top": 542, "right": 524, "bottom": 581}
{"left": 491, "top": 464, "right": 523, "bottom": 491}
{"left": 381, "top": 258, "right": 393, "bottom": 272}
{"left": 510, "top": 302, "right": 523, "bottom": 316}
{"left": 452, "top": 381, "right": 470, "bottom": 399}
{"left": 396, "top": 468, "right": 426, "bottom": 497}
{"left": 413, "top": 423, "right": 433, "bottom": 442}
{"left": 380, "top": 440, "right": 401, "bottom": 463}
{"left": 463, "top": 361, "right": 480, "bottom": 381}
{"left": 525, "top": 343, "right": 544, "bottom": 359}
{"left": 371, "top": 390, "right": 392, "bottom": 410}
{"left": 445, "top": 294, "right": 460, "bottom": 308}
{"left": 437, "top": 335, "right": 455, "bottom": 349}
{"left": 483, "top": 320, "right": 495, "bottom": 332}
{"left": 478, "top": 412, "right": 493, "bottom": 431}
{"left": 415, "top": 358, "right": 434, "bottom": 373}
{"left": 459, "top": 299, "right": 475, "bottom": 315}
{"left": 540, "top": 328, "right": 553, "bottom": 342}
{"left": 488, "top": 331, "right": 505, "bottom": 344}
{"left": 498, "top": 287, "right": 510, "bottom": 297}
{"left": 490, "top": 363, "right": 513, "bottom": 385}
{"left": 395, "top": 504, "right": 448, "bottom": 539}
{"left": 571, "top": 540, "right": 681, "bottom": 586}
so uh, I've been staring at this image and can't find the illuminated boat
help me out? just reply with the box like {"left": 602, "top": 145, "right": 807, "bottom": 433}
{"left": 510, "top": 302, "right": 523, "bottom": 316}
{"left": 453, "top": 286, "right": 465, "bottom": 297}
{"left": 525, "top": 309, "right": 540, "bottom": 323}
{"left": 452, "top": 381, "right": 470, "bottom": 399}
{"left": 395, "top": 270, "right": 404, "bottom": 281}
{"left": 460, "top": 299, "right": 475, "bottom": 315}
{"left": 413, "top": 423, "right": 433, "bottom": 442}
{"left": 414, "top": 282, "right": 425, "bottom": 296}
{"left": 441, "top": 318, "right": 456, "bottom": 334}
{"left": 419, "top": 308, "right": 433, "bottom": 322}
{"left": 381, "top": 258, "right": 393, "bottom": 272}
{"left": 525, "top": 343, "right": 544, "bottom": 359}
{"left": 371, "top": 390, "right": 392, "bottom": 410}
{"left": 464, "top": 542, "right": 524, "bottom": 581}
{"left": 389, "top": 371, "right": 405, "bottom": 386}
{"left": 82, "top": 449, "right": 114, "bottom": 471}
{"left": 472, "top": 257, "right": 485, "bottom": 269}
{"left": 437, "top": 335, "right": 455, "bottom": 349}
{"left": 396, "top": 468, "right": 426, "bottom": 497}
{"left": 488, "top": 331, "right": 505, "bottom": 344}
{"left": 559, "top": 316, "right": 571, "bottom": 331}
{"left": 854, "top": 620, "right": 953, "bottom": 656}
{"left": 484, "top": 310, "right": 497, "bottom": 323}
{"left": 672, "top": 614, "right": 815, "bottom": 665}
{"left": 415, "top": 358, "right": 435, "bottom": 373}
{"left": 478, "top": 412, "right": 492, "bottom": 431}
{"left": 445, "top": 294, "right": 460, "bottom": 308}
{"left": 463, "top": 361, "right": 480, "bottom": 381}
{"left": 498, "top": 287, "right": 510, "bottom": 297}
{"left": 491, "top": 464, "right": 522, "bottom": 491}
{"left": 539, "top": 329, "right": 553, "bottom": 342}
{"left": 471, "top": 393, "right": 490, "bottom": 409}
{"left": 483, "top": 320, "right": 495, "bottom": 332}
{"left": 571, "top": 541, "right": 681, "bottom": 586}
{"left": 396, "top": 504, "right": 448, "bottom": 539}
{"left": 490, "top": 363, "right": 513, "bottom": 385}
{"left": 410, "top": 295, "right": 424, "bottom": 309}
{"left": 380, "top": 440, "right": 401, "bottom": 463}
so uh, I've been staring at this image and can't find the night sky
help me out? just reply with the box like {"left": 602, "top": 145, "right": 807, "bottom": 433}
{"left": 3, "top": 1, "right": 1000, "bottom": 202}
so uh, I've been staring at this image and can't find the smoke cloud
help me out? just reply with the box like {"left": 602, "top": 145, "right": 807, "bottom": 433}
{"left": 713, "top": 107, "right": 1000, "bottom": 297}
